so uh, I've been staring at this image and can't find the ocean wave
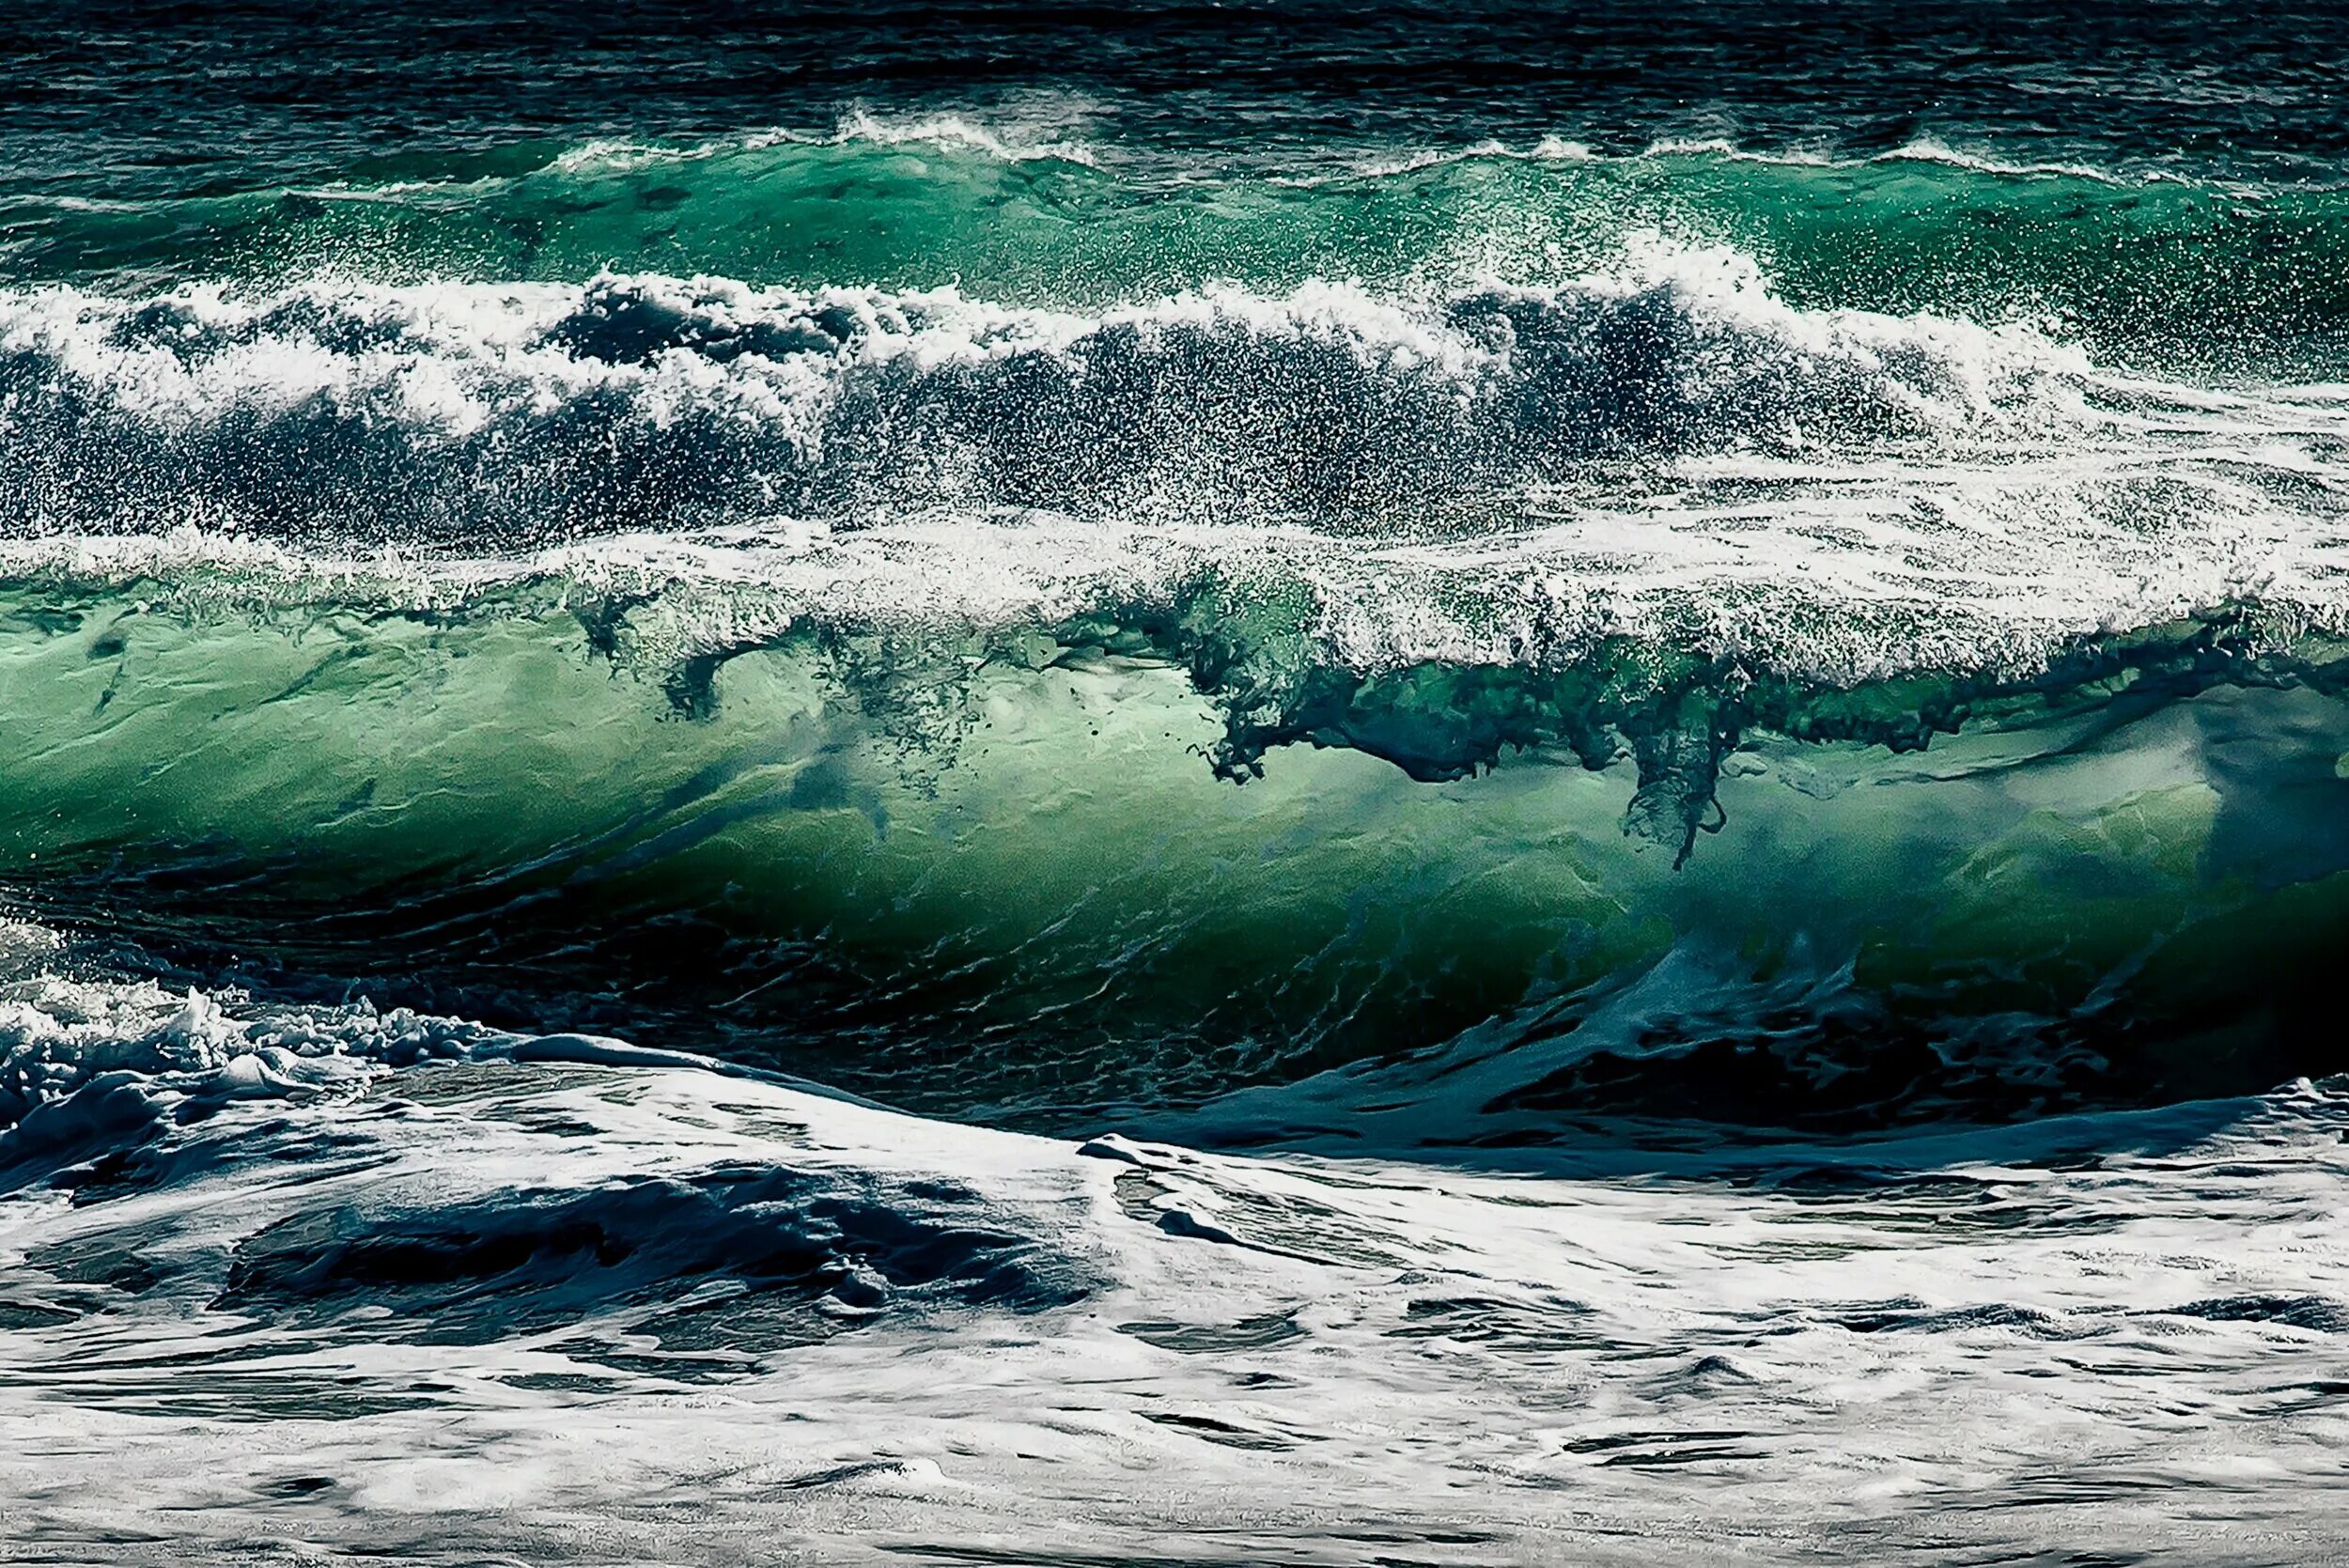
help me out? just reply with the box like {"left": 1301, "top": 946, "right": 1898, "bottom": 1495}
{"left": 7, "top": 565, "right": 2349, "bottom": 1125}
{"left": 8, "top": 132, "right": 2349, "bottom": 371}
{"left": 2, "top": 256, "right": 2341, "bottom": 694}
{"left": 540, "top": 107, "right": 1101, "bottom": 179}
{"left": 1, "top": 241, "right": 2345, "bottom": 1130}
{"left": 0, "top": 254, "right": 2301, "bottom": 553}
{"left": 0, "top": 254, "right": 2090, "bottom": 543}
{"left": 476, "top": 123, "right": 2143, "bottom": 190}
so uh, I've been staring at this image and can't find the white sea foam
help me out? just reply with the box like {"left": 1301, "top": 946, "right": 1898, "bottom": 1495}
{"left": 1, "top": 972, "right": 2343, "bottom": 1561}
{"left": 827, "top": 104, "right": 1102, "bottom": 166}
{"left": 1875, "top": 136, "right": 2124, "bottom": 182}
{"left": 533, "top": 106, "right": 1102, "bottom": 179}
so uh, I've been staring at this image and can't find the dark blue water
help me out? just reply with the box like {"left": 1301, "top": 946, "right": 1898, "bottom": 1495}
{"left": 10, "top": 0, "right": 2349, "bottom": 198}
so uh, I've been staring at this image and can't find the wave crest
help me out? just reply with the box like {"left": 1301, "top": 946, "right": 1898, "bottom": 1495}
{"left": 0, "top": 256, "right": 2085, "bottom": 547}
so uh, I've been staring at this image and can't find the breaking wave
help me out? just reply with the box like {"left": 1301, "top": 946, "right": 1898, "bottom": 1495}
{"left": 6, "top": 157, "right": 2349, "bottom": 1134}
{"left": 1, "top": 252, "right": 2100, "bottom": 544}
{"left": 8, "top": 558, "right": 2349, "bottom": 1127}
{"left": 10, "top": 126, "right": 2349, "bottom": 369}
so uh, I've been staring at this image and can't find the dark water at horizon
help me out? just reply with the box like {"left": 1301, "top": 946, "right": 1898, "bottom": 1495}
{"left": 9, "top": 0, "right": 2349, "bottom": 199}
